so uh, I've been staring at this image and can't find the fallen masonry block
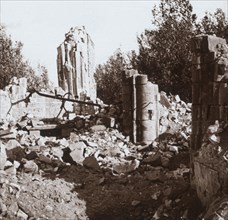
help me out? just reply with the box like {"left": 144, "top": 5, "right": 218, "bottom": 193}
{"left": 136, "top": 144, "right": 150, "bottom": 151}
{"left": 22, "top": 159, "right": 39, "bottom": 173}
{"left": 6, "top": 146, "right": 26, "bottom": 162}
{"left": 68, "top": 141, "right": 87, "bottom": 152}
{"left": 5, "top": 139, "right": 21, "bottom": 150}
{"left": 0, "top": 129, "right": 15, "bottom": 138}
{"left": 68, "top": 142, "right": 86, "bottom": 165}
{"left": 0, "top": 141, "right": 7, "bottom": 170}
{"left": 17, "top": 209, "right": 29, "bottom": 220}
{"left": 174, "top": 95, "right": 181, "bottom": 103}
{"left": 90, "top": 125, "right": 106, "bottom": 132}
{"left": 26, "top": 123, "right": 74, "bottom": 138}
{"left": 70, "top": 149, "right": 85, "bottom": 165}
{"left": 112, "top": 159, "right": 140, "bottom": 174}
{"left": 96, "top": 117, "right": 116, "bottom": 128}
{"left": 83, "top": 156, "right": 100, "bottom": 171}
{"left": 142, "top": 153, "right": 162, "bottom": 166}
{"left": 160, "top": 92, "right": 171, "bottom": 109}
{"left": 51, "top": 147, "right": 64, "bottom": 160}
{"left": 38, "top": 155, "right": 53, "bottom": 164}
{"left": 4, "top": 165, "right": 17, "bottom": 176}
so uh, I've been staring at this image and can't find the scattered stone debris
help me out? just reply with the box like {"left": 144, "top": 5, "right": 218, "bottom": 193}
{"left": 0, "top": 87, "right": 201, "bottom": 219}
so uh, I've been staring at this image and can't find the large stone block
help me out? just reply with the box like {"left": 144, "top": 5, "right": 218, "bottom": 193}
{"left": 194, "top": 161, "right": 221, "bottom": 207}
{"left": 191, "top": 35, "right": 226, "bottom": 53}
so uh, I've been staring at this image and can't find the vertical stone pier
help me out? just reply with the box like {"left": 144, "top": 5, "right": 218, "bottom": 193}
{"left": 57, "top": 26, "right": 96, "bottom": 101}
{"left": 122, "top": 70, "right": 159, "bottom": 144}
{"left": 191, "top": 35, "right": 228, "bottom": 214}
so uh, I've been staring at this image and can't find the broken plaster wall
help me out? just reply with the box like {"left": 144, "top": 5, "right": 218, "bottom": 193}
{"left": 57, "top": 26, "right": 96, "bottom": 102}
{"left": 0, "top": 78, "right": 73, "bottom": 120}
{"left": 191, "top": 35, "right": 228, "bottom": 207}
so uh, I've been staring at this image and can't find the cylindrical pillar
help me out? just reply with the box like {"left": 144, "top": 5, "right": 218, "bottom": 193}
{"left": 135, "top": 75, "right": 159, "bottom": 144}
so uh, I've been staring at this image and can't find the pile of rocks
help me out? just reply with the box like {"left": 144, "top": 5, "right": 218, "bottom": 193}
{"left": 0, "top": 91, "right": 195, "bottom": 219}
{"left": 0, "top": 91, "right": 192, "bottom": 175}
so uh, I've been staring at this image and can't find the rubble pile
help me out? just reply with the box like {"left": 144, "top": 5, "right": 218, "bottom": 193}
{"left": 152, "top": 92, "right": 192, "bottom": 154}
{"left": 193, "top": 121, "right": 228, "bottom": 219}
{"left": 0, "top": 89, "right": 200, "bottom": 219}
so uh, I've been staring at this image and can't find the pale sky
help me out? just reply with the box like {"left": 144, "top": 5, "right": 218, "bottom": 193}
{"left": 1, "top": 0, "right": 228, "bottom": 85}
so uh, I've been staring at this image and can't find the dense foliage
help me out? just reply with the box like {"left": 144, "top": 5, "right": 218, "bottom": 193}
{"left": 137, "top": 0, "right": 196, "bottom": 101}
{"left": 95, "top": 0, "right": 228, "bottom": 103}
{"left": 137, "top": 0, "right": 228, "bottom": 101}
{"left": 94, "top": 49, "right": 127, "bottom": 104}
{"left": 0, "top": 25, "right": 49, "bottom": 91}
{"left": 195, "top": 8, "right": 228, "bottom": 41}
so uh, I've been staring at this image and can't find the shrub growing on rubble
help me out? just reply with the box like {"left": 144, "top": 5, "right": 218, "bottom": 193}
{"left": 94, "top": 49, "right": 127, "bottom": 104}
{"left": 0, "top": 25, "right": 49, "bottom": 91}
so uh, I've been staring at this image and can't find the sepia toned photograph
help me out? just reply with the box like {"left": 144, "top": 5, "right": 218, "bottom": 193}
{"left": 0, "top": 0, "right": 228, "bottom": 219}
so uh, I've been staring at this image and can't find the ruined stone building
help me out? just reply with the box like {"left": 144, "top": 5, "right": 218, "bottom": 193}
{"left": 57, "top": 26, "right": 96, "bottom": 101}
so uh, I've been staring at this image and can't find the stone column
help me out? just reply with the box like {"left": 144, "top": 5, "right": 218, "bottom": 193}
{"left": 122, "top": 70, "right": 159, "bottom": 144}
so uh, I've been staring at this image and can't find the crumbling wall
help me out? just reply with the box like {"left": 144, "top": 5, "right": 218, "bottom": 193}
{"left": 191, "top": 35, "right": 228, "bottom": 209}
{"left": 57, "top": 26, "right": 96, "bottom": 102}
{"left": 0, "top": 78, "right": 73, "bottom": 120}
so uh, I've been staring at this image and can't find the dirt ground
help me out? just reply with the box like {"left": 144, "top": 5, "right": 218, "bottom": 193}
{"left": 0, "top": 151, "right": 203, "bottom": 220}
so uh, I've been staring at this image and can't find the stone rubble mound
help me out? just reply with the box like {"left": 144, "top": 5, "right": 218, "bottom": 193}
{"left": 0, "top": 90, "right": 197, "bottom": 219}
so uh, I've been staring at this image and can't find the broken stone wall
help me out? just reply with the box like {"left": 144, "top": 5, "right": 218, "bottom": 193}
{"left": 191, "top": 35, "right": 228, "bottom": 207}
{"left": 57, "top": 26, "right": 96, "bottom": 102}
{"left": 0, "top": 78, "right": 73, "bottom": 120}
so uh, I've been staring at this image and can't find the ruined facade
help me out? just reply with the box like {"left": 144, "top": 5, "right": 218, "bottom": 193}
{"left": 191, "top": 35, "right": 228, "bottom": 211}
{"left": 57, "top": 26, "right": 96, "bottom": 101}
{"left": 0, "top": 78, "right": 72, "bottom": 120}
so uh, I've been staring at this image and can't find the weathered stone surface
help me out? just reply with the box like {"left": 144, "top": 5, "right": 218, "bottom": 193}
{"left": 4, "top": 165, "right": 17, "bottom": 176}
{"left": 69, "top": 141, "right": 86, "bottom": 152}
{"left": 17, "top": 209, "right": 29, "bottom": 220}
{"left": 191, "top": 35, "right": 228, "bottom": 210}
{"left": 23, "top": 160, "right": 39, "bottom": 173}
{"left": 6, "top": 146, "right": 26, "bottom": 162}
{"left": 142, "top": 153, "right": 161, "bottom": 166}
{"left": 26, "top": 151, "right": 38, "bottom": 160}
{"left": 193, "top": 161, "right": 221, "bottom": 207}
{"left": 0, "top": 141, "right": 7, "bottom": 170}
{"left": 203, "top": 196, "right": 228, "bottom": 220}
{"left": 38, "top": 155, "right": 52, "bottom": 164}
{"left": 160, "top": 92, "right": 171, "bottom": 109}
{"left": 113, "top": 159, "right": 140, "bottom": 174}
{"left": 83, "top": 156, "right": 100, "bottom": 171}
{"left": 57, "top": 26, "right": 96, "bottom": 102}
{"left": 90, "top": 125, "right": 106, "bottom": 132}
{"left": 69, "top": 142, "right": 85, "bottom": 165}
{"left": 5, "top": 139, "right": 21, "bottom": 150}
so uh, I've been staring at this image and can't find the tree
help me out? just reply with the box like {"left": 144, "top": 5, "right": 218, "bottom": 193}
{"left": 94, "top": 49, "right": 127, "bottom": 104}
{"left": 137, "top": 0, "right": 197, "bottom": 101}
{"left": 0, "top": 25, "right": 50, "bottom": 91}
{"left": 30, "top": 64, "right": 50, "bottom": 91}
{"left": 195, "top": 8, "right": 228, "bottom": 42}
